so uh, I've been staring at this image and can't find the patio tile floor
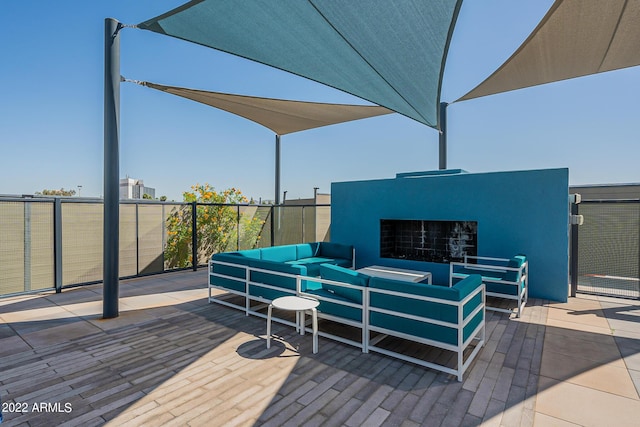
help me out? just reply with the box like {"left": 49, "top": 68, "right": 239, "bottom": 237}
{"left": 535, "top": 296, "right": 640, "bottom": 426}
{"left": 0, "top": 270, "right": 638, "bottom": 426}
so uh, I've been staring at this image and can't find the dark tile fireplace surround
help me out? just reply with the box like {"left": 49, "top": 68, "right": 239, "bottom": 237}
{"left": 380, "top": 219, "right": 477, "bottom": 263}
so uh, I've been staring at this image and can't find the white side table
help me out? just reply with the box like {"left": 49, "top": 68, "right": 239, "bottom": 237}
{"left": 267, "top": 295, "right": 320, "bottom": 354}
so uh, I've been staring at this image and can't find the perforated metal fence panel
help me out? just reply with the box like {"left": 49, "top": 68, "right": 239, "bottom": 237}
{"left": 138, "top": 204, "right": 164, "bottom": 275}
{"left": 120, "top": 204, "right": 137, "bottom": 277}
{"left": 577, "top": 200, "right": 640, "bottom": 299}
{"left": 62, "top": 202, "right": 103, "bottom": 285}
{"left": 0, "top": 201, "right": 26, "bottom": 294}
{"left": 1, "top": 198, "right": 331, "bottom": 297}
{"left": 29, "top": 202, "right": 54, "bottom": 292}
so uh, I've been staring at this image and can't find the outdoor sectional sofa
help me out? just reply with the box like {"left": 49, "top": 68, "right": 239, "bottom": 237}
{"left": 450, "top": 255, "right": 528, "bottom": 317}
{"left": 208, "top": 242, "right": 354, "bottom": 313}
{"left": 209, "top": 244, "right": 486, "bottom": 381}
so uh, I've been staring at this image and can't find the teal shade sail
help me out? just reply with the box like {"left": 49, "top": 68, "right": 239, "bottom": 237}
{"left": 139, "top": 0, "right": 463, "bottom": 129}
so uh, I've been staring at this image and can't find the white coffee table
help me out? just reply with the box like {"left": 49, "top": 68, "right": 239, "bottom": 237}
{"left": 356, "top": 265, "right": 432, "bottom": 284}
{"left": 267, "top": 295, "right": 319, "bottom": 353}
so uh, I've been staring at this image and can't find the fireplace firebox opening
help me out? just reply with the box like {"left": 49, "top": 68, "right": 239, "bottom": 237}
{"left": 380, "top": 219, "right": 477, "bottom": 263}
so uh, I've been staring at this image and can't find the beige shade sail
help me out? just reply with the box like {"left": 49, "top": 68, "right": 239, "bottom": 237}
{"left": 143, "top": 82, "right": 393, "bottom": 135}
{"left": 457, "top": 0, "right": 640, "bottom": 102}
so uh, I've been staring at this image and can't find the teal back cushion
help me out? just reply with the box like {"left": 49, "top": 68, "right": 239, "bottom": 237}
{"left": 369, "top": 274, "right": 483, "bottom": 345}
{"left": 369, "top": 274, "right": 482, "bottom": 323}
{"left": 212, "top": 250, "right": 260, "bottom": 266}
{"left": 486, "top": 282, "right": 520, "bottom": 296}
{"left": 296, "top": 243, "right": 319, "bottom": 259}
{"left": 210, "top": 251, "right": 258, "bottom": 292}
{"left": 260, "top": 245, "right": 298, "bottom": 262}
{"left": 319, "top": 242, "right": 353, "bottom": 261}
{"left": 504, "top": 255, "right": 526, "bottom": 282}
{"left": 319, "top": 264, "right": 368, "bottom": 303}
{"left": 249, "top": 259, "right": 305, "bottom": 290}
{"left": 369, "top": 278, "right": 460, "bottom": 323}
{"left": 237, "top": 249, "right": 262, "bottom": 260}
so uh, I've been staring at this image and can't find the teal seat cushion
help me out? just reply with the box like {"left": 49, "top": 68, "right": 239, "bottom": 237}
{"left": 453, "top": 273, "right": 504, "bottom": 285}
{"left": 301, "top": 278, "right": 323, "bottom": 292}
{"left": 370, "top": 311, "right": 458, "bottom": 345}
{"left": 487, "top": 282, "right": 521, "bottom": 296}
{"left": 452, "top": 266, "right": 480, "bottom": 276}
{"left": 332, "top": 258, "right": 353, "bottom": 268}
{"left": 319, "top": 264, "right": 368, "bottom": 303}
{"left": 260, "top": 245, "right": 298, "bottom": 262}
{"left": 286, "top": 257, "right": 336, "bottom": 276}
{"left": 318, "top": 242, "right": 353, "bottom": 261}
{"left": 294, "top": 257, "right": 353, "bottom": 276}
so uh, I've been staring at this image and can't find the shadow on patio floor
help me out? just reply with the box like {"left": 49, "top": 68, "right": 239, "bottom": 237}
{"left": 0, "top": 271, "right": 639, "bottom": 426}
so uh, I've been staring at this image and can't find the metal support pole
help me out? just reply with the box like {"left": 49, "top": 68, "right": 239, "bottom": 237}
{"left": 103, "top": 18, "right": 121, "bottom": 319}
{"left": 192, "top": 201, "right": 198, "bottom": 271}
{"left": 439, "top": 102, "right": 448, "bottom": 170}
{"left": 301, "top": 206, "right": 305, "bottom": 243}
{"left": 236, "top": 205, "right": 241, "bottom": 250}
{"left": 570, "top": 201, "right": 579, "bottom": 297}
{"left": 270, "top": 205, "right": 275, "bottom": 247}
{"left": 53, "top": 198, "right": 63, "bottom": 293}
{"left": 161, "top": 203, "right": 167, "bottom": 271}
{"left": 313, "top": 187, "right": 319, "bottom": 241}
{"left": 275, "top": 135, "right": 281, "bottom": 204}
{"left": 135, "top": 203, "right": 140, "bottom": 275}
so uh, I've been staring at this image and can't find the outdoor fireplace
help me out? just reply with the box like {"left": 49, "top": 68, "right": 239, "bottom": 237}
{"left": 380, "top": 219, "right": 477, "bottom": 263}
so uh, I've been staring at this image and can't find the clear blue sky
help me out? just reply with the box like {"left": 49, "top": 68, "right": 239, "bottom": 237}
{"left": 1, "top": 1, "right": 638, "bottom": 202}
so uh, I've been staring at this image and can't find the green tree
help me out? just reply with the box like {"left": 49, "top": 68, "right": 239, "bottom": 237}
{"left": 36, "top": 188, "right": 76, "bottom": 196}
{"left": 165, "top": 184, "right": 265, "bottom": 268}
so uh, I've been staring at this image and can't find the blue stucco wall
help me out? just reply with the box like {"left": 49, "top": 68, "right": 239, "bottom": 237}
{"left": 331, "top": 168, "right": 569, "bottom": 302}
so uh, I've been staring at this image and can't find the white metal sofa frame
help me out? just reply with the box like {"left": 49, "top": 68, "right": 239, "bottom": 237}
{"left": 367, "top": 284, "right": 485, "bottom": 382}
{"left": 209, "top": 259, "right": 486, "bottom": 381}
{"left": 209, "top": 259, "right": 367, "bottom": 351}
{"left": 449, "top": 255, "right": 528, "bottom": 318}
{"left": 209, "top": 260, "right": 302, "bottom": 333}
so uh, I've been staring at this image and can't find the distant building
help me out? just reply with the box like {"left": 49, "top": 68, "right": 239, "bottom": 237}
{"left": 277, "top": 192, "right": 331, "bottom": 243}
{"left": 120, "top": 178, "right": 155, "bottom": 200}
{"left": 570, "top": 183, "right": 640, "bottom": 200}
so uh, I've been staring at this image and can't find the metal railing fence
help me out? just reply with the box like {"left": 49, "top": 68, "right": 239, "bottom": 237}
{"left": 576, "top": 199, "right": 640, "bottom": 299}
{"left": 0, "top": 197, "right": 330, "bottom": 297}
